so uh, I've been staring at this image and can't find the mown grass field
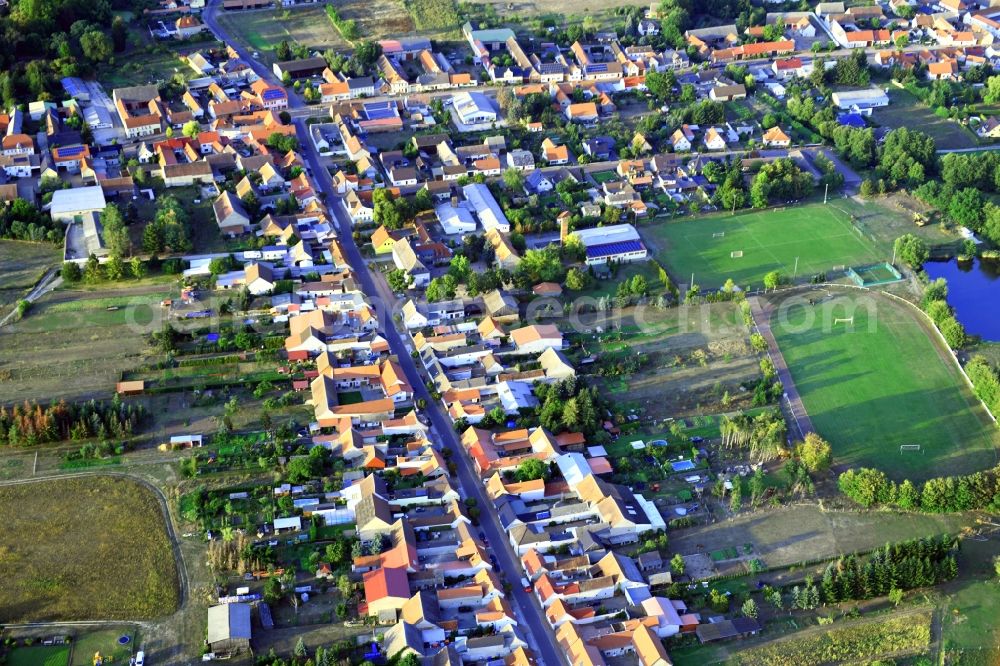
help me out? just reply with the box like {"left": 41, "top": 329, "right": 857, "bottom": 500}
{"left": 645, "top": 203, "right": 881, "bottom": 289}
{"left": 872, "top": 88, "right": 980, "bottom": 150}
{"left": 0, "top": 476, "right": 179, "bottom": 623}
{"left": 7, "top": 646, "right": 69, "bottom": 666}
{"left": 770, "top": 290, "right": 999, "bottom": 480}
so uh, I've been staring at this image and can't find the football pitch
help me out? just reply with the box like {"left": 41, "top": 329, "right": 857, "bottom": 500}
{"left": 769, "top": 290, "right": 999, "bottom": 480}
{"left": 646, "top": 204, "right": 882, "bottom": 289}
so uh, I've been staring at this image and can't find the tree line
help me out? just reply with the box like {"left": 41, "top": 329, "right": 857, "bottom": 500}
{"left": 0, "top": 396, "right": 148, "bottom": 446}
{"left": 818, "top": 535, "right": 958, "bottom": 604}
{"left": 838, "top": 466, "right": 1000, "bottom": 513}
{"left": 967, "top": 356, "right": 1000, "bottom": 418}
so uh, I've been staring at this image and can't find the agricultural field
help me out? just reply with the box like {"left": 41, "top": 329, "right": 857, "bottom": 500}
{"left": 644, "top": 203, "right": 882, "bottom": 289}
{"left": 570, "top": 302, "right": 761, "bottom": 419}
{"left": 0, "top": 283, "right": 170, "bottom": 403}
{"left": 0, "top": 476, "right": 179, "bottom": 622}
{"left": 768, "top": 289, "right": 999, "bottom": 480}
{"left": 0, "top": 240, "right": 58, "bottom": 313}
{"left": 871, "top": 88, "right": 980, "bottom": 150}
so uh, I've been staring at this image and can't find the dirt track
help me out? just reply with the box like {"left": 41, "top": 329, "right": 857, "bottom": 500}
{"left": 749, "top": 296, "right": 815, "bottom": 439}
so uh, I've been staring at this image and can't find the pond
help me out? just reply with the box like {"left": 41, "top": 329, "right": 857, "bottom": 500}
{"left": 924, "top": 258, "right": 1000, "bottom": 342}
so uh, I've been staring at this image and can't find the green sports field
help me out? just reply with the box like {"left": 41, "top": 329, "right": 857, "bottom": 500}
{"left": 646, "top": 204, "right": 882, "bottom": 289}
{"left": 770, "top": 290, "right": 999, "bottom": 480}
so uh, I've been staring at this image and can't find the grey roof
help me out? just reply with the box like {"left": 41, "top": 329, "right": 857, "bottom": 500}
{"left": 207, "top": 603, "right": 252, "bottom": 643}
{"left": 50, "top": 185, "right": 106, "bottom": 216}
{"left": 384, "top": 620, "right": 426, "bottom": 659}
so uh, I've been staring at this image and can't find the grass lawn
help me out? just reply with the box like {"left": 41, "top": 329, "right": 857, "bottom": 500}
{"left": 578, "top": 262, "right": 665, "bottom": 300}
{"left": 770, "top": 290, "right": 999, "bottom": 480}
{"left": 69, "top": 630, "right": 138, "bottom": 666}
{"left": 8, "top": 646, "right": 69, "bottom": 666}
{"left": 0, "top": 476, "right": 179, "bottom": 622}
{"left": 591, "top": 170, "right": 618, "bottom": 184}
{"left": 338, "top": 390, "right": 364, "bottom": 405}
{"left": 871, "top": 88, "right": 980, "bottom": 150}
{"left": 644, "top": 202, "right": 881, "bottom": 289}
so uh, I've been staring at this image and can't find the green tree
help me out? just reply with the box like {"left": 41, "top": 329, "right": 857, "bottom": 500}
{"left": 338, "top": 574, "right": 352, "bottom": 598}
{"left": 502, "top": 167, "right": 525, "bottom": 191}
{"left": 796, "top": 432, "right": 832, "bottom": 473}
{"left": 515, "top": 458, "right": 549, "bottom": 482}
{"left": 386, "top": 269, "right": 409, "bottom": 293}
{"left": 763, "top": 270, "right": 782, "bottom": 292}
{"left": 565, "top": 267, "right": 589, "bottom": 291}
{"left": 129, "top": 257, "right": 146, "bottom": 279}
{"left": 80, "top": 30, "right": 113, "bottom": 62}
{"left": 741, "top": 598, "right": 759, "bottom": 618}
{"left": 102, "top": 204, "right": 130, "bottom": 258}
{"left": 182, "top": 120, "right": 201, "bottom": 139}
{"left": 294, "top": 637, "right": 308, "bottom": 659}
{"left": 670, "top": 553, "right": 685, "bottom": 575}
{"left": 888, "top": 587, "right": 904, "bottom": 607}
{"left": 61, "top": 261, "right": 82, "bottom": 283}
{"left": 894, "top": 234, "right": 929, "bottom": 268}
{"left": 264, "top": 576, "right": 283, "bottom": 603}
{"left": 985, "top": 76, "right": 1000, "bottom": 104}
{"left": 105, "top": 255, "right": 125, "bottom": 281}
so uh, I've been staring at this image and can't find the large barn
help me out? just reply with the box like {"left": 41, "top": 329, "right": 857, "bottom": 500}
{"left": 569, "top": 223, "right": 649, "bottom": 266}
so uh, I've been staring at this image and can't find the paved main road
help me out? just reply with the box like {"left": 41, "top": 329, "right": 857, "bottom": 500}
{"left": 203, "top": 4, "right": 565, "bottom": 664}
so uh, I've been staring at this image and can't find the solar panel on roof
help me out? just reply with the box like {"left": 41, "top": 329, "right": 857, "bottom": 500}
{"left": 262, "top": 89, "right": 285, "bottom": 100}
{"left": 586, "top": 63, "right": 609, "bottom": 73}
{"left": 585, "top": 239, "right": 645, "bottom": 259}
{"left": 58, "top": 145, "right": 85, "bottom": 157}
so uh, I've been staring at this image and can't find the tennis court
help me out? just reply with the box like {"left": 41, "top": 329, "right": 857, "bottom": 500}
{"left": 645, "top": 203, "right": 881, "bottom": 289}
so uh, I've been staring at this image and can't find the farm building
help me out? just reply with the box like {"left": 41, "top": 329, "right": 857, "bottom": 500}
{"left": 207, "top": 603, "right": 252, "bottom": 654}
{"left": 272, "top": 57, "right": 328, "bottom": 80}
{"left": 50, "top": 185, "right": 106, "bottom": 223}
{"left": 569, "top": 224, "right": 649, "bottom": 266}
{"left": 831, "top": 88, "right": 889, "bottom": 114}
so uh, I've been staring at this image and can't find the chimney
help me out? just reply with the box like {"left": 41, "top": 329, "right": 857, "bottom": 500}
{"left": 559, "top": 211, "right": 571, "bottom": 244}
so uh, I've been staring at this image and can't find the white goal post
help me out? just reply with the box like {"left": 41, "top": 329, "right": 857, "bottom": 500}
{"left": 833, "top": 317, "right": 854, "bottom": 325}
{"left": 731, "top": 251, "right": 743, "bottom": 258}
{"left": 713, "top": 232, "right": 726, "bottom": 238}
{"left": 899, "top": 444, "right": 922, "bottom": 454}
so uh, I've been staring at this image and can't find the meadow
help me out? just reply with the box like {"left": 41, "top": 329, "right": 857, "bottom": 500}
{"left": 645, "top": 203, "right": 882, "bottom": 289}
{"left": 0, "top": 240, "right": 58, "bottom": 313}
{"left": 0, "top": 476, "right": 179, "bottom": 622}
{"left": 769, "top": 290, "right": 999, "bottom": 479}
{"left": 734, "top": 608, "right": 932, "bottom": 666}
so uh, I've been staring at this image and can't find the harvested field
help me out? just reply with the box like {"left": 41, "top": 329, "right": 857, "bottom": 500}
{"left": 0, "top": 476, "right": 179, "bottom": 622}
{"left": 668, "top": 504, "right": 968, "bottom": 574}
{"left": 0, "top": 284, "right": 168, "bottom": 403}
